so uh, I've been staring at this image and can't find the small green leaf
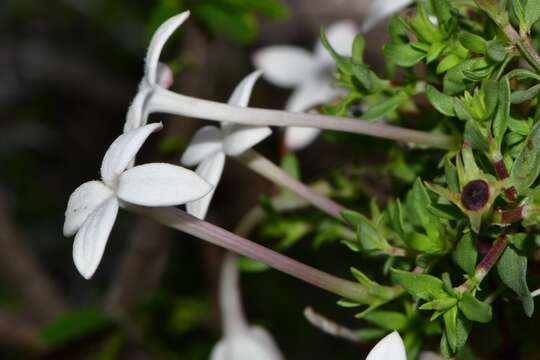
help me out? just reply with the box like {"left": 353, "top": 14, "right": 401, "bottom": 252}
{"left": 493, "top": 78, "right": 510, "bottom": 145}
{"left": 281, "top": 153, "right": 300, "bottom": 179}
{"left": 384, "top": 43, "right": 426, "bottom": 67}
{"left": 458, "top": 293, "right": 492, "bottom": 323}
{"left": 459, "top": 32, "right": 487, "bottom": 54}
{"left": 193, "top": 4, "right": 257, "bottom": 44}
{"left": 496, "top": 245, "right": 534, "bottom": 317}
{"left": 454, "top": 232, "right": 478, "bottom": 275}
{"left": 443, "top": 306, "right": 471, "bottom": 353}
{"left": 511, "top": 84, "right": 540, "bottom": 104}
{"left": 426, "top": 85, "right": 455, "bottom": 116}
{"left": 390, "top": 269, "right": 446, "bottom": 300}
{"left": 352, "top": 33, "right": 366, "bottom": 63}
{"left": 364, "top": 311, "right": 408, "bottom": 331}
{"left": 486, "top": 39, "right": 507, "bottom": 62}
{"left": 511, "top": 120, "right": 540, "bottom": 193}
{"left": 363, "top": 93, "right": 407, "bottom": 120}
{"left": 342, "top": 210, "right": 390, "bottom": 251}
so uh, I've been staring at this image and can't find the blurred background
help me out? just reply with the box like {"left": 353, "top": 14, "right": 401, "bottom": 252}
{"left": 0, "top": 0, "right": 404, "bottom": 358}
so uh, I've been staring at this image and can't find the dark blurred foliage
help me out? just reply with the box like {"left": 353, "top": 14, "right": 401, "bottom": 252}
{"left": 0, "top": 0, "right": 398, "bottom": 359}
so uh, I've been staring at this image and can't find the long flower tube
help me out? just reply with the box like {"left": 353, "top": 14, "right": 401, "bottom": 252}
{"left": 236, "top": 149, "right": 345, "bottom": 220}
{"left": 131, "top": 12, "right": 455, "bottom": 150}
{"left": 128, "top": 204, "right": 396, "bottom": 304}
{"left": 147, "top": 86, "right": 455, "bottom": 150}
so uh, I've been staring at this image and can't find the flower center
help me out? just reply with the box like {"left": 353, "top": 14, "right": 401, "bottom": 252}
{"left": 461, "top": 180, "right": 490, "bottom": 211}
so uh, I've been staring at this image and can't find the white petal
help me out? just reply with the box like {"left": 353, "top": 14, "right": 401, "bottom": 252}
{"left": 222, "top": 124, "right": 272, "bottom": 156}
{"left": 284, "top": 127, "right": 321, "bottom": 151}
{"left": 145, "top": 11, "right": 190, "bottom": 85}
{"left": 362, "top": 0, "right": 413, "bottom": 33}
{"left": 124, "top": 87, "right": 151, "bottom": 133}
{"left": 253, "top": 46, "right": 318, "bottom": 88}
{"left": 315, "top": 20, "right": 359, "bottom": 63}
{"left": 228, "top": 71, "right": 262, "bottom": 107}
{"left": 366, "top": 331, "right": 407, "bottom": 360}
{"left": 73, "top": 197, "right": 119, "bottom": 279}
{"left": 101, "top": 123, "right": 163, "bottom": 186}
{"left": 63, "top": 181, "right": 114, "bottom": 237}
{"left": 186, "top": 152, "right": 225, "bottom": 219}
{"left": 285, "top": 77, "right": 343, "bottom": 112}
{"left": 210, "top": 327, "right": 284, "bottom": 360}
{"left": 181, "top": 126, "right": 223, "bottom": 167}
{"left": 116, "top": 163, "right": 212, "bottom": 207}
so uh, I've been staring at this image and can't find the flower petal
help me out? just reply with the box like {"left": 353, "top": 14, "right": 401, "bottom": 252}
{"left": 222, "top": 124, "right": 272, "bottom": 157}
{"left": 124, "top": 87, "right": 151, "bottom": 133}
{"left": 362, "top": 0, "right": 412, "bottom": 33}
{"left": 73, "top": 197, "right": 119, "bottom": 279}
{"left": 210, "top": 327, "right": 284, "bottom": 360}
{"left": 63, "top": 181, "right": 114, "bottom": 237}
{"left": 101, "top": 123, "right": 163, "bottom": 186}
{"left": 315, "top": 20, "right": 358, "bottom": 63}
{"left": 253, "top": 46, "right": 318, "bottom": 88}
{"left": 285, "top": 77, "right": 343, "bottom": 112}
{"left": 157, "top": 63, "right": 174, "bottom": 89}
{"left": 366, "top": 331, "right": 407, "bottom": 360}
{"left": 181, "top": 126, "right": 223, "bottom": 167}
{"left": 284, "top": 127, "right": 321, "bottom": 151}
{"left": 186, "top": 152, "right": 225, "bottom": 219}
{"left": 228, "top": 70, "right": 261, "bottom": 107}
{"left": 116, "top": 163, "right": 212, "bottom": 207}
{"left": 145, "top": 11, "right": 190, "bottom": 85}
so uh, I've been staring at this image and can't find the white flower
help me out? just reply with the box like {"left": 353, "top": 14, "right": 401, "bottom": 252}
{"left": 253, "top": 20, "right": 358, "bottom": 151}
{"left": 180, "top": 71, "right": 271, "bottom": 220}
{"left": 366, "top": 331, "right": 407, "bottom": 360}
{"left": 210, "top": 254, "right": 284, "bottom": 360}
{"left": 63, "top": 123, "right": 212, "bottom": 279}
{"left": 124, "top": 11, "right": 190, "bottom": 132}
{"left": 362, "top": 0, "right": 413, "bottom": 33}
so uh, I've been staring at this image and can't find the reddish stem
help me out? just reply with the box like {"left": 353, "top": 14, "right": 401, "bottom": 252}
{"left": 493, "top": 159, "right": 517, "bottom": 202}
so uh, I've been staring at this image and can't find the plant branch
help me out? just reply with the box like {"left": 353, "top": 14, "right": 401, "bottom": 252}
{"left": 149, "top": 88, "right": 455, "bottom": 150}
{"left": 128, "top": 205, "right": 389, "bottom": 304}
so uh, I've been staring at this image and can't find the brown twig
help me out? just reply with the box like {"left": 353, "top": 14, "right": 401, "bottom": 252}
{"left": 0, "top": 193, "right": 68, "bottom": 323}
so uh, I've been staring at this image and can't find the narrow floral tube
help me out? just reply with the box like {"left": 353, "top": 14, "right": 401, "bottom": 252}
{"left": 236, "top": 149, "right": 345, "bottom": 220}
{"left": 147, "top": 87, "right": 455, "bottom": 149}
{"left": 128, "top": 204, "right": 381, "bottom": 304}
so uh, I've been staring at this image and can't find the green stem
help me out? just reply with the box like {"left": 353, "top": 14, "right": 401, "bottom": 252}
{"left": 503, "top": 24, "right": 540, "bottom": 73}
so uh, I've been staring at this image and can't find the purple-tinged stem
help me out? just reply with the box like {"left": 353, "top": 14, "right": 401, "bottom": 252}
{"left": 129, "top": 205, "right": 383, "bottom": 304}
{"left": 458, "top": 231, "right": 509, "bottom": 293}
{"left": 492, "top": 158, "right": 517, "bottom": 202}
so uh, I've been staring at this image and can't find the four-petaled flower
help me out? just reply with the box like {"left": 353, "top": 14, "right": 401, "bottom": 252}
{"left": 180, "top": 71, "right": 271, "bottom": 219}
{"left": 63, "top": 123, "right": 212, "bottom": 279}
{"left": 253, "top": 20, "right": 358, "bottom": 151}
{"left": 366, "top": 331, "right": 407, "bottom": 360}
{"left": 124, "top": 11, "right": 189, "bottom": 132}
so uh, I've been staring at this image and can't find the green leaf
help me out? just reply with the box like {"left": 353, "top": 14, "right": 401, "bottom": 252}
{"left": 496, "top": 245, "right": 534, "bottom": 317}
{"left": 486, "top": 39, "right": 507, "bottom": 62}
{"left": 237, "top": 257, "right": 270, "bottom": 272}
{"left": 511, "top": 120, "right": 540, "bottom": 193}
{"left": 443, "top": 306, "right": 471, "bottom": 353}
{"left": 352, "top": 64, "right": 375, "bottom": 92}
{"left": 458, "top": 293, "right": 492, "bottom": 323}
{"left": 464, "top": 120, "right": 489, "bottom": 153}
{"left": 524, "top": 0, "right": 540, "bottom": 31}
{"left": 511, "top": 84, "right": 540, "bottom": 104}
{"left": 363, "top": 311, "right": 408, "bottom": 331}
{"left": 390, "top": 269, "right": 447, "bottom": 300}
{"left": 320, "top": 28, "right": 352, "bottom": 74}
{"left": 352, "top": 33, "right": 366, "bottom": 63}
{"left": 221, "top": 0, "right": 288, "bottom": 18}
{"left": 281, "top": 153, "right": 300, "bottom": 179}
{"left": 362, "top": 93, "right": 407, "bottom": 120}
{"left": 459, "top": 32, "right": 487, "bottom": 53}
{"left": 342, "top": 210, "right": 390, "bottom": 251}
{"left": 493, "top": 78, "right": 511, "bottom": 145}
{"left": 453, "top": 232, "right": 478, "bottom": 275}
{"left": 40, "top": 307, "right": 113, "bottom": 347}
{"left": 384, "top": 43, "right": 426, "bottom": 67}
{"left": 426, "top": 85, "right": 455, "bottom": 116}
